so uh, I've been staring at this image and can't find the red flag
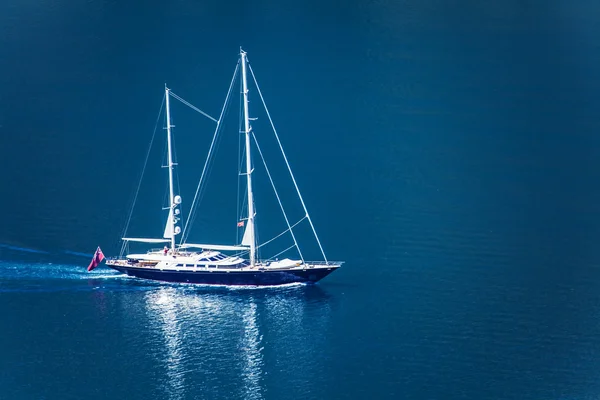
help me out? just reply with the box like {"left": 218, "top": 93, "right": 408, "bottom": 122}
{"left": 237, "top": 220, "right": 244, "bottom": 227}
{"left": 87, "top": 246, "right": 105, "bottom": 271}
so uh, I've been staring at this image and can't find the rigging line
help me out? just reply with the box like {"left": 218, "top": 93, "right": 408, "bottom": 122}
{"left": 256, "top": 216, "right": 307, "bottom": 250}
{"left": 183, "top": 71, "right": 237, "bottom": 243}
{"left": 236, "top": 184, "right": 249, "bottom": 245}
{"left": 248, "top": 63, "right": 329, "bottom": 264}
{"left": 161, "top": 132, "right": 170, "bottom": 207}
{"left": 239, "top": 185, "right": 248, "bottom": 219}
{"left": 120, "top": 93, "right": 165, "bottom": 257}
{"left": 169, "top": 91, "right": 218, "bottom": 123}
{"left": 237, "top": 147, "right": 248, "bottom": 223}
{"left": 172, "top": 132, "right": 184, "bottom": 227}
{"left": 251, "top": 132, "right": 304, "bottom": 262}
{"left": 185, "top": 122, "right": 224, "bottom": 232}
{"left": 182, "top": 62, "right": 240, "bottom": 240}
{"left": 180, "top": 61, "right": 240, "bottom": 243}
{"left": 236, "top": 67, "right": 244, "bottom": 243}
{"left": 232, "top": 250, "right": 250, "bottom": 258}
{"left": 269, "top": 244, "right": 297, "bottom": 261}
{"left": 173, "top": 133, "right": 183, "bottom": 215}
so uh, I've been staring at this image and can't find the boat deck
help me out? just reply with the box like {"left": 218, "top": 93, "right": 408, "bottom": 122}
{"left": 105, "top": 258, "right": 342, "bottom": 273}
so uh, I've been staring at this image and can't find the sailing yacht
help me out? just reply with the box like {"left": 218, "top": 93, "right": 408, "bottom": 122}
{"left": 100, "top": 49, "right": 343, "bottom": 286}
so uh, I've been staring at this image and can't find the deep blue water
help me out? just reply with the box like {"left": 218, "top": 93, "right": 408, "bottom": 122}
{"left": 2, "top": 0, "right": 600, "bottom": 399}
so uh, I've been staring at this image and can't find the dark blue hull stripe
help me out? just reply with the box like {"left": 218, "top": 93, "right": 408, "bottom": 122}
{"left": 107, "top": 265, "right": 337, "bottom": 286}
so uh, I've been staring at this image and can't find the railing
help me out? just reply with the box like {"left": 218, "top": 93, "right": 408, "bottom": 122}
{"left": 303, "top": 261, "right": 344, "bottom": 267}
{"left": 106, "top": 252, "right": 342, "bottom": 269}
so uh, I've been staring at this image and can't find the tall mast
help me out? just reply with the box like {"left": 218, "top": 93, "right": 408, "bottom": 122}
{"left": 165, "top": 85, "right": 176, "bottom": 250}
{"left": 240, "top": 50, "right": 256, "bottom": 267}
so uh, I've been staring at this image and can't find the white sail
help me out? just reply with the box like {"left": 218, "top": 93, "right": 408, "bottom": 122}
{"left": 163, "top": 208, "right": 174, "bottom": 239}
{"left": 241, "top": 219, "right": 255, "bottom": 247}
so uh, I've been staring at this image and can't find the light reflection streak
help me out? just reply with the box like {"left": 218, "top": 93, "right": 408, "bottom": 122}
{"left": 141, "top": 285, "right": 331, "bottom": 399}
{"left": 145, "top": 288, "right": 187, "bottom": 400}
{"left": 240, "top": 299, "right": 264, "bottom": 399}
{"left": 144, "top": 287, "right": 266, "bottom": 399}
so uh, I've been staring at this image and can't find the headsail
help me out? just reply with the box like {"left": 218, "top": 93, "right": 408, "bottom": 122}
{"left": 163, "top": 208, "right": 174, "bottom": 239}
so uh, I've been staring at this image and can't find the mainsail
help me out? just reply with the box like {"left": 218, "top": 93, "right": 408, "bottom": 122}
{"left": 241, "top": 219, "right": 255, "bottom": 247}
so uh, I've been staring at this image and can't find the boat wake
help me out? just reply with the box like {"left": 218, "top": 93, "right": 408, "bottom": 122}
{"left": 0, "top": 261, "right": 121, "bottom": 280}
{"left": 222, "top": 282, "right": 308, "bottom": 290}
{"left": 0, "top": 260, "right": 133, "bottom": 293}
{"left": 160, "top": 281, "right": 309, "bottom": 291}
{"left": 0, "top": 242, "right": 50, "bottom": 254}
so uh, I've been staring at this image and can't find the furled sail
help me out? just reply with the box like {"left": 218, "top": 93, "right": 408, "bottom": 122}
{"left": 241, "top": 219, "right": 255, "bottom": 247}
{"left": 163, "top": 208, "right": 174, "bottom": 239}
